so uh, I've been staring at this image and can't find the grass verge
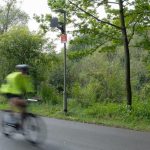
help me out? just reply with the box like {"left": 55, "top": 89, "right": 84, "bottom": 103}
{"left": 0, "top": 100, "right": 150, "bottom": 131}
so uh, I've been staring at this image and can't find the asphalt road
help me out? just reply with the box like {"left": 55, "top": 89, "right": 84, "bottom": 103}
{"left": 0, "top": 116, "right": 150, "bottom": 150}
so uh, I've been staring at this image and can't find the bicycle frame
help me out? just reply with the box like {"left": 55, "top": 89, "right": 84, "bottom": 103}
{"left": 1, "top": 98, "right": 46, "bottom": 145}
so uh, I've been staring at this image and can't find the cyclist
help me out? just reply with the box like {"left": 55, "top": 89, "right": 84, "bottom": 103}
{"left": 0, "top": 64, "right": 34, "bottom": 125}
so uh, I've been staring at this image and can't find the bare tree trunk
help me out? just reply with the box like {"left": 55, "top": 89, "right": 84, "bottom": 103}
{"left": 119, "top": 0, "right": 132, "bottom": 107}
{"left": 4, "top": 1, "right": 12, "bottom": 32}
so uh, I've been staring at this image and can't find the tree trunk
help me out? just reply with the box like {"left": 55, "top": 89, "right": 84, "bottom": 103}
{"left": 119, "top": 0, "right": 132, "bottom": 107}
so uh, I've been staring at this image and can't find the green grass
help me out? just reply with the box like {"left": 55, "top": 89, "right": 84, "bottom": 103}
{"left": 0, "top": 99, "right": 150, "bottom": 131}
{"left": 28, "top": 100, "right": 150, "bottom": 131}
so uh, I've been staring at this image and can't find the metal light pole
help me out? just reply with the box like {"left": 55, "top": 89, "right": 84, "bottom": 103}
{"left": 50, "top": 10, "right": 67, "bottom": 113}
{"left": 63, "top": 11, "right": 67, "bottom": 113}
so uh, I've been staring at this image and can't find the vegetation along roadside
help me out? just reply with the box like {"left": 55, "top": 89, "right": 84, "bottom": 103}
{"left": 0, "top": 96, "right": 150, "bottom": 132}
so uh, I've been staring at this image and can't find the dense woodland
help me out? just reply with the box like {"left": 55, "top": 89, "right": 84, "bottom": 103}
{"left": 0, "top": 0, "right": 150, "bottom": 109}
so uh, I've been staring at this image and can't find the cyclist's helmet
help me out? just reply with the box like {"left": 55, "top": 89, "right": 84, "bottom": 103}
{"left": 16, "top": 64, "right": 29, "bottom": 69}
{"left": 16, "top": 64, "right": 29, "bottom": 73}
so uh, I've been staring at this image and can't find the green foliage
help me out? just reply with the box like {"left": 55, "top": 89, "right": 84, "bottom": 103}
{"left": 0, "top": 1, "right": 150, "bottom": 131}
{"left": 46, "top": 0, "right": 150, "bottom": 56}
{"left": 0, "top": 0, "right": 29, "bottom": 33}
{"left": 0, "top": 95, "right": 7, "bottom": 104}
{"left": 71, "top": 83, "right": 91, "bottom": 107}
{"left": 69, "top": 51, "right": 126, "bottom": 104}
{"left": 0, "top": 26, "right": 43, "bottom": 64}
{"left": 83, "top": 103, "right": 120, "bottom": 118}
{"left": 81, "top": 99, "right": 150, "bottom": 124}
{"left": 140, "top": 84, "right": 150, "bottom": 101}
{"left": 33, "top": 14, "right": 52, "bottom": 33}
{"left": 132, "top": 100, "right": 150, "bottom": 120}
{"left": 32, "top": 52, "right": 59, "bottom": 88}
{"left": 38, "top": 82, "right": 62, "bottom": 105}
{"left": 15, "top": 99, "right": 150, "bottom": 131}
{"left": 48, "top": 61, "right": 64, "bottom": 93}
{"left": 71, "top": 82, "right": 103, "bottom": 107}
{"left": 0, "top": 26, "right": 47, "bottom": 85}
{"left": 48, "top": 0, "right": 66, "bottom": 9}
{"left": 73, "top": 96, "right": 150, "bottom": 124}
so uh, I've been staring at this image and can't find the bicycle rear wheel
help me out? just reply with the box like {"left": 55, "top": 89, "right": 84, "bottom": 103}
{"left": 23, "top": 113, "right": 47, "bottom": 145}
{"left": 1, "top": 110, "right": 16, "bottom": 137}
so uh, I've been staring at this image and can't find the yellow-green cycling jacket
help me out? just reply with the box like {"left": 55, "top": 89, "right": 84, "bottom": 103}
{"left": 0, "top": 72, "right": 34, "bottom": 95}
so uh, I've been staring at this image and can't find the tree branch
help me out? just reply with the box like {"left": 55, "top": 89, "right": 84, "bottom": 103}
{"left": 68, "top": 0, "right": 121, "bottom": 30}
{"left": 123, "top": 1, "right": 134, "bottom": 8}
{"left": 128, "top": 21, "right": 138, "bottom": 44}
{"left": 128, "top": 14, "right": 142, "bottom": 43}
{"left": 108, "top": 2, "right": 119, "bottom": 5}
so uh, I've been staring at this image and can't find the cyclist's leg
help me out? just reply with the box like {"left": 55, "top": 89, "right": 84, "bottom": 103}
{"left": 10, "top": 97, "right": 27, "bottom": 127}
{"left": 1, "top": 94, "right": 19, "bottom": 124}
{"left": 11, "top": 98, "right": 27, "bottom": 111}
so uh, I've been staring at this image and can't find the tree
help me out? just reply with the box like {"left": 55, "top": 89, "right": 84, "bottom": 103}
{"left": 0, "top": 26, "right": 46, "bottom": 83}
{"left": 0, "top": 0, "right": 29, "bottom": 34}
{"left": 0, "top": 25, "right": 60, "bottom": 90}
{"left": 47, "top": 0, "right": 150, "bottom": 107}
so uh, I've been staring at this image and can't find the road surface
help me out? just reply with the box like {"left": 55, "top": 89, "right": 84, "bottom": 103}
{"left": 0, "top": 116, "right": 150, "bottom": 150}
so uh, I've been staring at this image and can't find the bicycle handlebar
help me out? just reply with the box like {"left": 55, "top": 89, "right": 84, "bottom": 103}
{"left": 27, "top": 99, "right": 38, "bottom": 102}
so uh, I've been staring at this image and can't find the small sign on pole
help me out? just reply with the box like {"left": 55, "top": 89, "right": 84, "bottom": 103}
{"left": 61, "top": 34, "right": 67, "bottom": 43}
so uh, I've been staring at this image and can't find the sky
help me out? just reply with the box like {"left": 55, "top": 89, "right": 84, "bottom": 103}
{"left": 0, "top": 0, "right": 51, "bottom": 31}
{"left": 0, "top": 0, "right": 107, "bottom": 52}
{"left": 18, "top": 0, "right": 51, "bottom": 31}
{"left": 18, "top": 0, "right": 65, "bottom": 51}
{"left": 0, "top": 0, "right": 63, "bottom": 52}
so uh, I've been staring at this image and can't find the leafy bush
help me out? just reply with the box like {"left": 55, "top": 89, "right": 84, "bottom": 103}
{"left": 132, "top": 100, "right": 150, "bottom": 120}
{"left": 82, "top": 100, "right": 150, "bottom": 122}
{"left": 39, "top": 82, "right": 62, "bottom": 105}
{"left": 71, "top": 78, "right": 124, "bottom": 107}
{"left": 0, "top": 95, "right": 7, "bottom": 104}
{"left": 83, "top": 102, "right": 122, "bottom": 118}
{"left": 140, "top": 83, "right": 150, "bottom": 102}
{"left": 71, "top": 83, "right": 91, "bottom": 107}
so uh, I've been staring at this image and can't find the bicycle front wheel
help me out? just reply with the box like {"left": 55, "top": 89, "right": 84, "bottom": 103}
{"left": 23, "top": 113, "right": 47, "bottom": 145}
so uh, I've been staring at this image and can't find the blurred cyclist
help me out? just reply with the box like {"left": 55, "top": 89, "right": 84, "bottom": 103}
{"left": 0, "top": 64, "right": 34, "bottom": 125}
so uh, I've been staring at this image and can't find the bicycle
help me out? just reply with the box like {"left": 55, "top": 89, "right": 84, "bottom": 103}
{"left": 1, "top": 98, "right": 47, "bottom": 145}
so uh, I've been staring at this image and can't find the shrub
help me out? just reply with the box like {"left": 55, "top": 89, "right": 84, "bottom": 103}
{"left": 0, "top": 95, "right": 7, "bottom": 104}
{"left": 39, "top": 82, "right": 62, "bottom": 105}
{"left": 132, "top": 100, "right": 150, "bottom": 120}
{"left": 71, "top": 83, "right": 93, "bottom": 107}
{"left": 140, "top": 83, "right": 150, "bottom": 102}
